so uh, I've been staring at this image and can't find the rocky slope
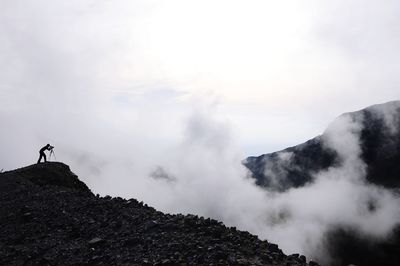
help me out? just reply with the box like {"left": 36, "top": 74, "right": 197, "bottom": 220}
{"left": 0, "top": 162, "right": 315, "bottom": 266}
{"left": 244, "top": 101, "right": 400, "bottom": 191}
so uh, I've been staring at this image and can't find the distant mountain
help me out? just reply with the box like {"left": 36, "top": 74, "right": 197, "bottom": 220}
{"left": 0, "top": 162, "right": 312, "bottom": 266}
{"left": 244, "top": 101, "right": 400, "bottom": 191}
{"left": 244, "top": 101, "right": 400, "bottom": 266}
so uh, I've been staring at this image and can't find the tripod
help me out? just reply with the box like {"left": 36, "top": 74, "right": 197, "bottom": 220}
{"left": 49, "top": 149, "right": 57, "bottom": 161}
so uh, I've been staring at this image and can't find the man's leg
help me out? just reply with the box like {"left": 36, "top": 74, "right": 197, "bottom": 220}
{"left": 38, "top": 152, "right": 46, "bottom": 163}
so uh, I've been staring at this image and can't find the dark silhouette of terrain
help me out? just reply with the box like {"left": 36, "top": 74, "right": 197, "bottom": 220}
{"left": 244, "top": 101, "right": 400, "bottom": 190}
{"left": 245, "top": 136, "right": 336, "bottom": 191}
{"left": 323, "top": 226, "right": 400, "bottom": 266}
{"left": 0, "top": 162, "right": 314, "bottom": 265}
{"left": 244, "top": 101, "right": 400, "bottom": 266}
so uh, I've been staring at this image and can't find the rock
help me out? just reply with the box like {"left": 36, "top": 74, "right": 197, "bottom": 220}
{"left": 267, "top": 243, "right": 280, "bottom": 252}
{"left": 161, "top": 258, "right": 172, "bottom": 265}
{"left": 88, "top": 237, "right": 104, "bottom": 246}
{"left": 124, "top": 237, "right": 141, "bottom": 247}
{"left": 144, "top": 220, "right": 158, "bottom": 231}
{"left": 142, "top": 258, "right": 150, "bottom": 265}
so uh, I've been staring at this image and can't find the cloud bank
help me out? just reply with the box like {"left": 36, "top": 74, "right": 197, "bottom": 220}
{"left": 1, "top": 1, "right": 400, "bottom": 264}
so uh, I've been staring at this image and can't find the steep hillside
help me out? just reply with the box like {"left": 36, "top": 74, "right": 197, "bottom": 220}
{"left": 244, "top": 101, "right": 400, "bottom": 266}
{"left": 0, "top": 162, "right": 314, "bottom": 266}
{"left": 244, "top": 101, "right": 400, "bottom": 191}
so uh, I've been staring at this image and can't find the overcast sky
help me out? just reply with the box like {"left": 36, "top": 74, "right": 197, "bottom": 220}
{"left": 1, "top": 0, "right": 400, "bottom": 166}
{"left": 2, "top": 1, "right": 400, "bottom": 261}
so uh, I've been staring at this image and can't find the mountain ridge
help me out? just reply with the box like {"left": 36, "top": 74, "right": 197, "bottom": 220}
{"left": 0, "top": 162, "right": 314, "bottom": 265}
{"left": 243, "top": 100, "right": 400, "bottom": 266}
{"left": 244, "top": 100, "right": 400, "bottom": 191}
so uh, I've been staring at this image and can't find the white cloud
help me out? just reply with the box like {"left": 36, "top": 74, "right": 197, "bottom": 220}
{"left": 1, "top": 1, "right": 400, "bottom": 264}
{"left": 1, "top": 0, "right": 400, "bottom": 156}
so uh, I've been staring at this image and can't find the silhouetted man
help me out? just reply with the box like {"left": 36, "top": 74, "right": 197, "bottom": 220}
{"left": 37, "top": 144, "right": 54, "bottom": 163}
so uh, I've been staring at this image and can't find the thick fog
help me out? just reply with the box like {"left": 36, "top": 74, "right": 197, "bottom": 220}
{"left": 249, "top": 103, "right": 400, "bottom": 262}
{"left": 2, "top": 1, "right": 400, "bottom": 264}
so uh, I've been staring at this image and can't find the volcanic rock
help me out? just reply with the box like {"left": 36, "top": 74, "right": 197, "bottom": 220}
{"left": 0, "top": 162, "right": 314, "bottom": 265}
